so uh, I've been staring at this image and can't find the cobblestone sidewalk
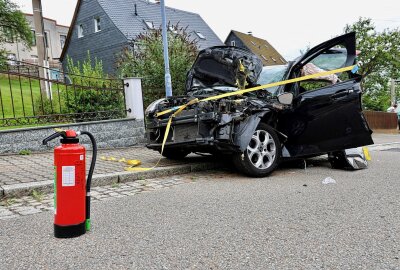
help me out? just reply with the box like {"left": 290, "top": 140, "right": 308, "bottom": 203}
{"left": 0, "top": 146, "right": 212, "bottom": 187}
{"left": 0, "top": 173, "right": 204, "bottom": 220}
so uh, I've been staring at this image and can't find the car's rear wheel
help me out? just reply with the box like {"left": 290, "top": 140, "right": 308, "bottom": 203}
{"left": 233, "top": 123, "right": 281, "bottom": 177}
{"left": 160, "top": 148, "right": 190, "bottom": 160}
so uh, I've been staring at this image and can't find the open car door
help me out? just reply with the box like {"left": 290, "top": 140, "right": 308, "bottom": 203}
{"left": 278, "top": 32, "right": 373, "bottom": 158}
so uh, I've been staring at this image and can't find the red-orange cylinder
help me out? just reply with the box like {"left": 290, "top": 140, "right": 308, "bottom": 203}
{"left": 53, "top": 131, "right": 86, "bottom": 238}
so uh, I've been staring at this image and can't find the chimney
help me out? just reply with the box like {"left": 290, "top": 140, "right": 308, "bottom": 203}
{"left": 134, "top": 4, "right": 138, "bottom": 15}
{"left": 247, "top": 31, "right": 252, "bottom": 36}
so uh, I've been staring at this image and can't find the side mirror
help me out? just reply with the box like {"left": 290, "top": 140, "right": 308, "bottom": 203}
{"left": 277, "top": 92, "right": 293, "bottom": 105}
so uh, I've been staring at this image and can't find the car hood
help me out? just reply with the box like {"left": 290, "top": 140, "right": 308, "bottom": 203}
{"left": 185, "top": 46, "right": 263, "bottom": 93}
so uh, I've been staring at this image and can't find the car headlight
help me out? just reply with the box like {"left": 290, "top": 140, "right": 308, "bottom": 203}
{"left": 145, "top": 98, "right": 166, "bottom": 116}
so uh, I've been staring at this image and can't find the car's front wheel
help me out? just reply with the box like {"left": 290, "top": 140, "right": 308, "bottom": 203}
{"left": 233, "top": 123, "right": 281, "bottom": 177}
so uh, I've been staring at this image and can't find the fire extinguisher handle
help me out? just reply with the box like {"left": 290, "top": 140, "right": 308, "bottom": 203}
{"left": 42, "top": 132, "right": 62, "bottom": 145}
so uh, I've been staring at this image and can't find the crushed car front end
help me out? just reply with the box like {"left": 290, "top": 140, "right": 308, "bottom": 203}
{"left": 146, "top": 95, "right": 280, "bottom": 154}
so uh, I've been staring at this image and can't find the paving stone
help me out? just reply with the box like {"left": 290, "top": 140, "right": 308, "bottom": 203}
{"left": 0, "top": 209, "right": 14, "bottom": 216}
{"left": 0, "top": 214, "right": 20, "bottom": 220}
{"left": 16, "top": 208, "right": 42, "bottom": 216}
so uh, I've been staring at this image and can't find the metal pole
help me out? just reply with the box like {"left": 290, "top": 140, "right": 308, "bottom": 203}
{"left": 160, "top": 0, "right": 172, "bottom": 97}
{"left": 32, "top": 0, "right": 49, "bottom": 98}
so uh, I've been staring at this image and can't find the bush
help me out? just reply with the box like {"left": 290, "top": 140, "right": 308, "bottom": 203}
{"left": 65, "top": 52, "right": 125, "bottom": 119}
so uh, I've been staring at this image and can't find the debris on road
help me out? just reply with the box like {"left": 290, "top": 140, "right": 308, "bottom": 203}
{"left": 322, "top": 177, "right": 336, "bottom": 185}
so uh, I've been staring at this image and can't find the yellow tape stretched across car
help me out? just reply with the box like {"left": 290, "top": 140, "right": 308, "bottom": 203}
{"left": 155, "top": 65, "right": 356, "bottom": 118}
{"left": 127, "top": 64, "right": 357, "bottom": 171}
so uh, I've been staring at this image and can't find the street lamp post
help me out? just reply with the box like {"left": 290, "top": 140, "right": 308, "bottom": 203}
{"left": 160, "top": 0, "right": 172, "bottom": 97}
{"left": 32, "top": 0, "right": 49, "bottom": 98}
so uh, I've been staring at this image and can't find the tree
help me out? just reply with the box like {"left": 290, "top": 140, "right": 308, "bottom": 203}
{"left": 116, "top": 24, "right": 198, "bottom": 107}
{"left": 344, "top": 17, "right": 400, "bottom": 111}
{"left": 0, "top": 0, "right": 33, "bottom": 63}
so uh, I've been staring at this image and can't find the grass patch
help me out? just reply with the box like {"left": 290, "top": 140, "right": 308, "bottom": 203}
{"left": 31, "top": 189, "right": 44, "bottom": 202}
{"left": 111, "top": 182, "right": 120, "bottom": 188}
{"left": 0, "top": 74, "right": 66, "bottom": 119}
{"left": 0, "top": 197, "right": 16, "bottom": 207}
{"left": 18, "top": 149, "right": 31, "bottom": 155}
{"left": 0, "top": 122, "right": 71, "bottom": 131}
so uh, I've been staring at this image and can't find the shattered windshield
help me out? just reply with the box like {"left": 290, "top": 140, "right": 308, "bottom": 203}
{"left": 257, "top": 65, "right": 289, "bottom": 95}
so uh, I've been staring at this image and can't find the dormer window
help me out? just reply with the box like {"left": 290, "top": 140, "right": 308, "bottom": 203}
{"left": 94, "top": 17, "right": 101, "bottom": 32}
{"left": 144, "top": 21, "right": 154, "bottom": 30}
{"left": 261, "top": 55, "right": 268, "bottom": 61}
{"left": 78, "top": 24, "right": 84, "bottom": 38}
{"left": 169, "top": 25, "right": 178, "bottom": 34}
{"left": 251, "top": 41, "right": 257, "bottom": 46}
{"left": 195, "top": 31, "right": 206, "bottom": 40}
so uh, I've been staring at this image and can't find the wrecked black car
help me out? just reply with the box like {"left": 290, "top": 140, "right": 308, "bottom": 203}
{"left": 145, "top": 32, "right": 373, "bottom": 177}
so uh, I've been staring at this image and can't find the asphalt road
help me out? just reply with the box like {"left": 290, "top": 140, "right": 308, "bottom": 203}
{"left": 1, "top": 150, "right": 399, "bottom": 269}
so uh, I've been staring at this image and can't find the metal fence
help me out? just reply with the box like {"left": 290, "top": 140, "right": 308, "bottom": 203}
{"left": 0, "top": 60, "right": 127, "bottom": 127}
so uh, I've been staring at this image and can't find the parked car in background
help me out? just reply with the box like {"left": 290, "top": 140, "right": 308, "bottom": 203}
{"left": 145, "top": 32, "right": 373, "bottom": 177}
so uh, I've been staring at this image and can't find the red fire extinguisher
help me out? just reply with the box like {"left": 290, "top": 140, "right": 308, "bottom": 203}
{"left": 43, "top": 129, "right": 97, "bottom": 238}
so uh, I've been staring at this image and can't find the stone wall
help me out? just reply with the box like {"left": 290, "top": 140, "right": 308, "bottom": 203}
{"left": 0, "top": 119, "right": 145, "bottom": 154}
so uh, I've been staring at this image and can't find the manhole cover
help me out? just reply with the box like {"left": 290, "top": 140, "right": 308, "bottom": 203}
{"left": 382, "top": 148, "right": 400, "bottom": 152}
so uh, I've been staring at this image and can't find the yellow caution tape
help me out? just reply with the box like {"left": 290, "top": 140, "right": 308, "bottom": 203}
{"left": 363, "top": 147, "right": 371, "bottom": 161}
{"left": 155, "top": 65, "right": 356, "bottom": 117}
{"left": 126, "top": 159, "right": 141, "bottom": 166}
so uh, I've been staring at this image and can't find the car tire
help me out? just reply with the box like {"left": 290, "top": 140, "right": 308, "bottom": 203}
{"left": 328, "top": 151, "right": 348, "bottom": 169}
{"left": 160, "top": 148, "right": 190, "bottom": 160}
{"left": 233, "top": 123, "right": 281, "bottom": 177}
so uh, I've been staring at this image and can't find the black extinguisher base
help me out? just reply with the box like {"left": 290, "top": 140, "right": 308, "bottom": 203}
{"left": 54, "top": 222, "right": 86, "bottom": 238}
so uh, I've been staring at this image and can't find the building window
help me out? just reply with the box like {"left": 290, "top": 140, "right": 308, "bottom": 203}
{"left": 195, "top": 31, "right": 206, "bottom": 40}
{"left": 251, "top": 41, "right": 257, "bottom": 46}
{"left": 31, "top": 30, "right": 36, "bottom": 46}
{"left": 231, "top": 40, "right": 236, "bottom": 46}
{"left": 60, "top": 35, "right": 66, "bottom": 49}
{"left": 144, "top": 21, "right": 154, "bottom": 30}
{"left": 168, "top": 25, "right": 178, "bottom": 34}
{"left": 44, "top": 32, "right": 49, "bottom": 48}
{"left": 7, "top": 53, "right": 17, "bottom": 61}
{"left": 78, "top": 24, "right": 84, "bottom": 38}
{"left": 261, "top": 55, "right": 268, "bottom": 61}
{"left": 94, "top": 17, "right": 101, "bottom": 32}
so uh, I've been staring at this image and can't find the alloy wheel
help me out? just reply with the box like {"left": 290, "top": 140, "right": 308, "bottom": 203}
{"left": 246, "top": 130, "right": 276, "bottom": 169}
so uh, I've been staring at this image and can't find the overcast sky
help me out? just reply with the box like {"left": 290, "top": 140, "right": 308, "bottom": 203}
{"left": 13, "top": 0, "right": 400, "bottom": 60}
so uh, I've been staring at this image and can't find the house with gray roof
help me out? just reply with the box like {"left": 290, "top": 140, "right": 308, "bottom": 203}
{"left": 60, "top": 0, "right": 223, "bottom": 74}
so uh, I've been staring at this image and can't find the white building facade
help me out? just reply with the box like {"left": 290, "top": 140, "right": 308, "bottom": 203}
{"left": 1, "top": 13, "right": 69, "bottom": 65}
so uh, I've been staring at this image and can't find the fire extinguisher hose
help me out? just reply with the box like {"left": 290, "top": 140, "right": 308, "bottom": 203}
{"left": 80, "top": 131, "right": 97, "bottom": 231}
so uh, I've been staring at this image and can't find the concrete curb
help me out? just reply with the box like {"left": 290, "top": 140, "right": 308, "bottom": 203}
{"left": 368, "top": 142, "right": 400, "bottom": 151}
{"left": 0, "top": 162, "right": 222, "bottom": 199}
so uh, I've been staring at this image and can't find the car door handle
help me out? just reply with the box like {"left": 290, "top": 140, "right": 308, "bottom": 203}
{"left": 331, "top": 89, "right": 350, "bottom": 99}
